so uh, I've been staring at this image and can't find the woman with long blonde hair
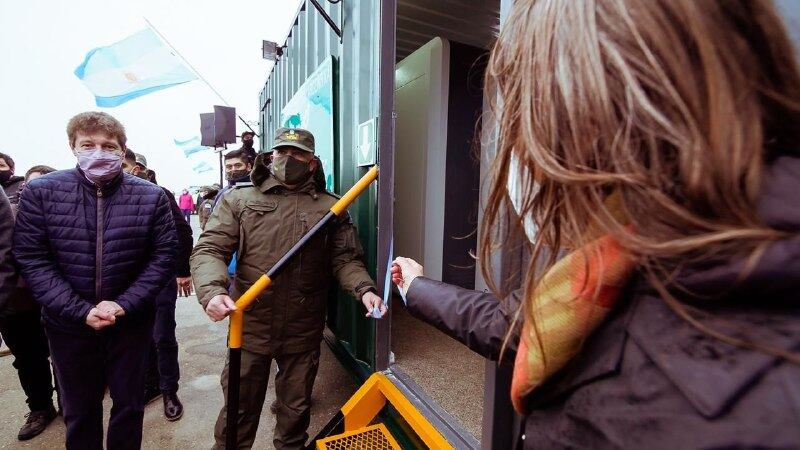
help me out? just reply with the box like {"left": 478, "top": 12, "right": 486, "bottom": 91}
{"left": 392, "top": 0, "right": 800, "bottom": 447}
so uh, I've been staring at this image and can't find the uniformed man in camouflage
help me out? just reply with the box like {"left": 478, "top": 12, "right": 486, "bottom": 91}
{"left": 191, "top": 128, "right": 386, "bottom": 450}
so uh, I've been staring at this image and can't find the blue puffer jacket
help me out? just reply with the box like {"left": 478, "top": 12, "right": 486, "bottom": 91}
{"left": 13, "top": 168, "right": 177, "bottom": 335}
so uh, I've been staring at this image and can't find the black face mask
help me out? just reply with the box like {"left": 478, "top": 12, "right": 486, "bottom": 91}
{"left": 226, "top": 169, "right": 250, "bottom": 182}
{"left": 272, "top": 155, "right": 312, "bottom": 186}
{"left": 0, "top": 170, "right": 12, "bottom": 184}
{"left": 242, "top": 140, "right": 254, "bottom": 150}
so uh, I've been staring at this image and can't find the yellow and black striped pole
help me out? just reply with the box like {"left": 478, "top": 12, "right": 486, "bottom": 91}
{"left": 225, "top": 165, "right": 379, "bottom": 449}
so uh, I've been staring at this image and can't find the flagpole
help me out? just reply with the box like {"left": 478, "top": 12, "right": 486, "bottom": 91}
{"left": 143, "top": 16, "right": 258, "bottom": 136}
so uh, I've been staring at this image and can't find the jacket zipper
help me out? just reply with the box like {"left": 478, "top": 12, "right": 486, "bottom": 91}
{"left": 95, "top": 188, "right": 104, "bottom": 304}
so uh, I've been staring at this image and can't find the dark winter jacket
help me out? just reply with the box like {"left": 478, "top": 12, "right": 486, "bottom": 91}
{"left": 163, "top": 187, "right": 193, "bottom": 277}
{"left": 13, "top": 168, "right": 177, "bottom": 335}
{"left": 405, "top": 155, "right": 800, "bottom": 449}
{"left": 0, "top": 189, "right": 17, "bottom": 319}
{"left": 2, "top": 175, "right": 24, "bottom": 211}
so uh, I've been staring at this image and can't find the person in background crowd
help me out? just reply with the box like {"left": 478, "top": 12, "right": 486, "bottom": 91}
{"left": 0, "top": 152, "right": 25, "bottom": 209}
{"left": 24, "top": 165, "right": 57, "bottom": 183}
{"left": 391, "top": 1, "right": 800, "bottom": 448}
{"left": 240, "top": 130, "right": 257, "bottom": 163}
{"left": 195, "top": 189, "right": 204, "bottom": 215}
{"left": 197, "top": 185, "right": 219, "bottom": 230}
{"left": 0, "top": 190, "right": 16, "bottom": 314}
{"left": 191, "top": 127, "right": 386, "bottom": 449}
{"left": 123, "top": 150, "right": 193, "bottom": 421}
{"left": 147, "top": 168, "right": 158, "bottom": 184}
{"left": 0, "top": 164, "right": 59, "bottom": 441}
{"left": 210, "top": 149, "right": 255, "bottom": 281}
{"left": 132, "top": 153, "right": 148, "bottom": 177}
{"left": 213, "top": 149, "right": 253, "bottom": 209}
{"left": 178, "top": 189, "right": 194, "bottom": 223}
{"left": 14, "top": 111, "right": 177, "bottom": 449}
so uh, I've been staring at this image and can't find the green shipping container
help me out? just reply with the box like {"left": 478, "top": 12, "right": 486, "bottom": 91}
{"left": 258, "top": 1, "right": 514, "bottom": 448}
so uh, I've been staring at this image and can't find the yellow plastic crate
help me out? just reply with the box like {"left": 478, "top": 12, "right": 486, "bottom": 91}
{"left": 317, "top": 424, "right": 401, "bottom": 450}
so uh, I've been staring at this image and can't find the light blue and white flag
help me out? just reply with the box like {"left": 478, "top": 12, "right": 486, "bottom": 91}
{"left": 174, "top": 136, "right": 209, "bottom": 157}
{"left": 192, "top": 161, "right": 214, "bottom": 174}
{"left": 75, "top": 28, "right": 197, "bottom": 107}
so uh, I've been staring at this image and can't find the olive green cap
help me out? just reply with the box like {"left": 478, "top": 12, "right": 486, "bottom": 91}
{"left": 271, "top": 127, "right": 315, "bottom": 154}
{"left": 134, "top": 153, "right": 148, "bottom": 169}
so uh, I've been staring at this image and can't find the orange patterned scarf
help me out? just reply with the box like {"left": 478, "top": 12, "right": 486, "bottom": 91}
{"left": 510, "top": 232, "right": 635, "bottom": 413}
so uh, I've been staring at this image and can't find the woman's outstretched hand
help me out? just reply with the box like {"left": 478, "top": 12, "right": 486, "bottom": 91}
{"left": 391, "top": 257, "right": 424, "bottom": 296}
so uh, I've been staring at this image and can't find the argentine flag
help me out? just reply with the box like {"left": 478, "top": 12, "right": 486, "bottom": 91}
{"left": 75, "top": 28, "right": 197, "bottom": 107}
{"left": 192, "top": 161, "right": 214, "bottom": 174}
{"left": 174, "top": 136, "right": 209, "bottom": 157}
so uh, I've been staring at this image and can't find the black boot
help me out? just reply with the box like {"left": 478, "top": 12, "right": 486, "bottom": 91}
{"left": 18, "top": 405, "right": 57, "bottom": 441}
{"left": 163, "top": 392, "right": 183, "bottom": 421}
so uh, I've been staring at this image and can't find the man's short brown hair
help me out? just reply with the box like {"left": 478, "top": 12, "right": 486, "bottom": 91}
{"left": 24, "top": 165, "right": 56, "bottom": 182}
{"left": 124, "top": 148, "right": 136, "bottom": 163}
{"left": 224, "top": 149, "right": 252, "bottom": 164}
{"left": 66, "top": 111, "right": 127, "bottom": 149}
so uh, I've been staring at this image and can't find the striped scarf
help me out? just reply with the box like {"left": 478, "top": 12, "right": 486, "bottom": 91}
{"left": 510, "top": 232, "right": 635, "bottom": 413}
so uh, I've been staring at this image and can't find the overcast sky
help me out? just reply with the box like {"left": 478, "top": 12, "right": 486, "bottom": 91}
{"left": 0, "top": 0, "right": 302, "bottom": 193}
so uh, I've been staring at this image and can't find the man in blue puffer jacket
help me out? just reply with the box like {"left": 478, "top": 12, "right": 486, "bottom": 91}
{"left": 13, "top": 111, "right": 177, "bottom": 450}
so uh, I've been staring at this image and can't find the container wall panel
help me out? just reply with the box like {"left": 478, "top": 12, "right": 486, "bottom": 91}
{"left": 258, "top": 0, "right": 382, "bottom": 371}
